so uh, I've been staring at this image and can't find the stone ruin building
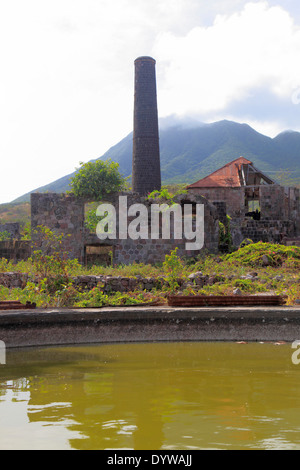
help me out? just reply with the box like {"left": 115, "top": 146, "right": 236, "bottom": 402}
{"left": 188, "top": 157, "right": 300, "bottom": 247}
{"left": 30, "top": 191, "right": 219, "bottom": 265}
{"left": 29, "top": 56, "right": 221, "bottom": 265}
{"left": 29, "top": 155, "right": 300, "bottom": 265}
{"left": 1, "top": 57, "right": 299, "bottom": 265}
{"left": 0, "top": 223, "right": 21, "bottom": 240}
{"left": 0, "top": 223, "right": 31, "bottom": 262}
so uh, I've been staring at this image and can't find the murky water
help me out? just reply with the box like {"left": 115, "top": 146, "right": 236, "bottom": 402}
{"left": 0, "top": 341, "right": 299, "bottom": 450}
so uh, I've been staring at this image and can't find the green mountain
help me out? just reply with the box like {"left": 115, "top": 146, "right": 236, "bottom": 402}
{"left": 13, "top": 119, "right": 300, "bottom": 203}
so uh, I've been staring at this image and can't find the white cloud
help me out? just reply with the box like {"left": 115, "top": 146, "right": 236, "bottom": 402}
{"left": 0, "top": 0, "right": 299, "bottom": 202}
{"left": 154, "top": 2, "right": 300, "bottom": 118}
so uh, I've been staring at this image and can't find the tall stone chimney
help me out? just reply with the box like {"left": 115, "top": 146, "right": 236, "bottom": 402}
{"left": 132, "top": 56, "right": 161, "bottom": 195}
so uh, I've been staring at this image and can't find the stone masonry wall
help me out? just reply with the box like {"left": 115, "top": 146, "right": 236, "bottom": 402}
{"left": 31, "top": 193, "right": 86, "bottom": 263}
{"left": 240, "top": 219, "right": 296, "bottom": 244}
{"left": 30, "top": 191, "right": 219, "bottom": 265}
{"left": 0, "top": 223, "right": 21, "bottom": 239}
{"left": 112, "top": 192, "right": 219, "bottom": 264}
{"left": 0, "top": 271, "right": 221, "bottom": 293}
{"left": 0, "top": 272, "right": 29, "bottom": 288}
{"left": 114, "top": 206, "right": 218, "bottom": 264}
{"left": 189, "top": 184, "right": 300, "bottom": 247}
{"left": 259, "top": 185, "right": 288, "bottom": 220}
{"left": 188, "top": 187, "right": 245, "bottom": 219}
{"left": 286, "top": 187, "right": 300, "bottom": 232}
{"left": 0, "top": 241, "right": 31, "bottom": 262}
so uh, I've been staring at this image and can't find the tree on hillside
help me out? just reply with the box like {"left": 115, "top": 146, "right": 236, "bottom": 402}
{"left": 69, "top": 159, "right": 128, "bottom": 201}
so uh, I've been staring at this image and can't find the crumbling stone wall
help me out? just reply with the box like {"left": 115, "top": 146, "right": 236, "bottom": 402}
{"left": 114, "top": 193, "right": 219, "bottom": 264}
{"left": 0, "top": 271, "right": 222, "bottom": 293}
{"left": 240, "top": 219, "right": 295, "bottom": 244}
{"left": 285, "top": 187, "right": 300, "bottom": 232}
{"left": 188, "top": 187, "right": 245, "bottom": 219}
{"left": 0, "top": 241, "right": 31, "bottom": 262}
{"left": 0, "top": 223, "right": 21, "bottom": 239}
{"left": 189, "top": 184, "right": 300, "bottom": 247}
{"left": 0, "top": 272, "right": 29, "bottom": 288}
{"left": 31, "top": 193, "right": 86, "bottom": 263}
{"left": 259, "top": 185, "right": 288, "bottom": 220}
{"left": 30, "top": 191, "right": 219, "bottom": 265}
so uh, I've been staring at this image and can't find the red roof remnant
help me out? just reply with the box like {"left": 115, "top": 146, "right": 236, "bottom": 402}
{"left": 187, "top": 157, "right": 274, "bottom": 189}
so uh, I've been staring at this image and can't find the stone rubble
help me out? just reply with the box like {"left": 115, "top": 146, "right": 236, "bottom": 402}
{"left": 0, "top": 270, "right": 290, "bottom": 293}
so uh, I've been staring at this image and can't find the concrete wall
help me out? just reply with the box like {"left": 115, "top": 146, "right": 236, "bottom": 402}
{"left": 1, "top": 307, "right": 300, "bottom": 348}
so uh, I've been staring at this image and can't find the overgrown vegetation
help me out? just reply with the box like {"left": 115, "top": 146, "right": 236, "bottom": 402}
{"left": 84, "top": 202, "right": 100, "bottom": 233}
{"left": 162, "top": 247, "right": 186, "bottom": 292}
{"left": 0, "top": 231, "right": 11, "bottom": 241}
{"left": 224, "top": 241, "right": 300, "bottom": 267}
{"left": 0, "top": 232, "right": 299, "bottom": 307}
{"left": 147, "top": 186, "right": 188, "bottom": 204}
{"left": 218, "top": 215, "right": 233, "bottom": 252}
{"left": 69, "top": 159, "right": 128, "bottom": 201}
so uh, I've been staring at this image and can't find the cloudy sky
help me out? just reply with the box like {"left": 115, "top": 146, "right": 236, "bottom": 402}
{"left": 0, "top": 0, "right": 300, "bottom": 203}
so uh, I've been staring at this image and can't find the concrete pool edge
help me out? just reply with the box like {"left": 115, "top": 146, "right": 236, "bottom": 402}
{"left": 0, "top": 305, "right": 300, "bottom": 348}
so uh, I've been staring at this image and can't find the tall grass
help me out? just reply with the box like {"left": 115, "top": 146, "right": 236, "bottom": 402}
{"left": 0, "top": 240, "right": 300, "bottom": 306}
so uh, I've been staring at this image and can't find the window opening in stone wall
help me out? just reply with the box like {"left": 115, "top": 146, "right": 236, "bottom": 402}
{"left": 246, "top": 200, "right": 261, "bottom": 220}
{"left": 244, "top": 187, "right": 261, "bottom": 220}
{"left": 84, "top": 244, "right": 113, "bottom": 267}
{"left": 181, "top": 201, "right": 197, "bottom": 217}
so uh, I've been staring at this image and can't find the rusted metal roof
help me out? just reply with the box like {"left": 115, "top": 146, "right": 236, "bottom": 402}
{"left": 167, "top": 294, "right": 286, "bottom": 307}
{"left": 0, "top": 301, "right": 36, "bottom": 311}
{"left": 187, "top": 157, "right": 274, "bottom": 189}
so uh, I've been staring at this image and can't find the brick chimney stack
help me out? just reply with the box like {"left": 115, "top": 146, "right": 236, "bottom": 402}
{"left": 132, "top": 56, "right": 161, "bottom": 195}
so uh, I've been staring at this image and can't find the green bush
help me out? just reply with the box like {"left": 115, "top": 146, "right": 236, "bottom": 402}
{"left": 225, "top": 242, "right": 300, "bottom": 267}
{"left": 29, "top": 226, "right": 82, "bottom": 294}
{"left": 218, "top": 215, "right": 233, "bottom": 252}
{"left": 162, "top": 248, "right": 185, "bottom": 292}
{"left": 69, "top": 159, "right": 128, "bottom": 201}
{"left": 0, "top": 231, "right": 11, "bottom": 241}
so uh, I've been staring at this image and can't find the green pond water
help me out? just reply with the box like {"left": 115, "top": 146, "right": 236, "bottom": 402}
{"left": 0, "top": 341, "right": 299, "bottom": 450}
